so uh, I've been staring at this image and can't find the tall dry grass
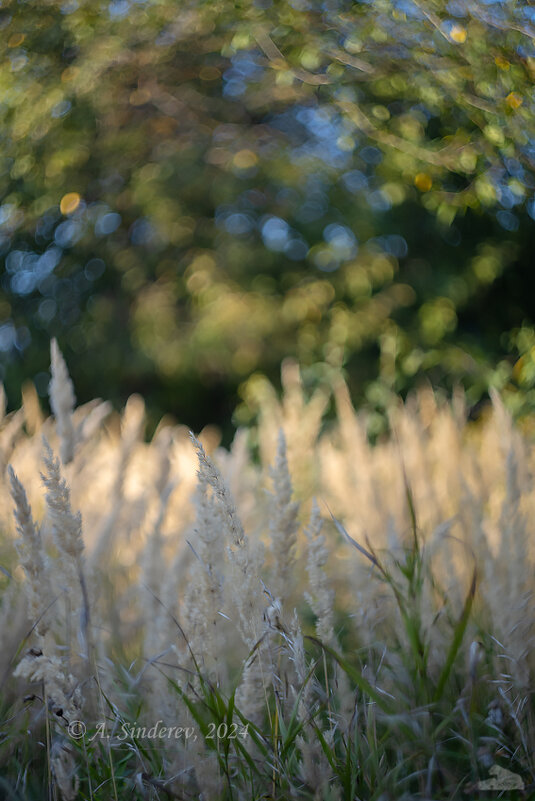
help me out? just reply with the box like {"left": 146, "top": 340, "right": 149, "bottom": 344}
{"left": 1, "top": 344, "right": 534, "bottom": 799}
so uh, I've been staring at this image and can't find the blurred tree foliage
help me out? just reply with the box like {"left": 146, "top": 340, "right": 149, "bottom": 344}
{"left": 1, "top": 0, "right": 535, "bottom": 437}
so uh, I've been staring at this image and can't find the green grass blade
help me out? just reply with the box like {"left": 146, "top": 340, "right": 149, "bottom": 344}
{"left": 305, "top": 636, "right": 395, "bottom": 714}
{"left": 433, "top": 567, "right": 477, "bottom": 703}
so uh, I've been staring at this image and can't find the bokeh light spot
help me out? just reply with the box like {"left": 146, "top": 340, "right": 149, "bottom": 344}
{"left": 414, "top": 173, "right": 433, "bottom": 192}
{"left": 60, "top": 192, "right": 81, "bottom": 215}
{"left": 95, "top": 212, "right": 121, "bottom": 236}
{"left": 8, "top": 34, "right": 26, "bottom": 48}
{"left": 449, "top": 25, "right": 467, "bottom": 44}
{"left": 495, "top": 55, "right": 510, "bottom": 71}
{"left": 233, "top": 150, "right": 258, "bottom": 170}
{"left": 506, "top": 92, "right": 523, "bottom": 110}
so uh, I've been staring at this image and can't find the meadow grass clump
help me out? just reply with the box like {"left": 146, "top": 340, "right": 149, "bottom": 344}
{"left": 1, "top": 347, "right": 535, "bottom": 799}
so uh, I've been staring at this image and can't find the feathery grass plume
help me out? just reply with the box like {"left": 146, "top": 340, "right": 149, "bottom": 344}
{"left": 235, "top": 595, "right": 285, "bottom": 726}
{"left": 22, "top": 380, "right": 44, "bottom": 436}
{"left": 41, "top": 438, "right": 91, "bottom": 657}
{"left": 181, "top": 447, "right": 226, "bottom": 677}
{"left": 141, "top": 480, "right": 184, "bottom": 716}
{"left": 189, "top": 433, "right": 263, "bottom": 649}
{"left": 279, "top": 360, "right": 329, "bottom": 497}
{"left": 0, "top": 407, "right": 25, "bottom": 474}
{"left": 41, "top": 438, "right": 84, "bottom": 566}
{"left": 489, "top": 390, "right": 533, "bottom": 687}
{"left": 189, "top": 433, "right": 245, "bottom": 549}
{"left": 74, "top": 399, "right": 112, "bottom": 450}
{"left": 289, "top": 613, "right": 333, "bottom": 800}
{"left": 190, "top": 433, "right": 270, "bottom": 728}
{"left": 13, "top": 650, "right": 83, "bottom": 723}
{"left": 9, "top": 463, "right": 84, "bottom": 765}
{"left": 0, "top": 578, "right": 27, "bottom": 690}
{"left": 152, "top": 426, "right": 173, "bottom": 496}
{"left": 143, "top": 479, "right": 171, "bottom": 548}
{"left": 304, "top": 499, "right": 335, "bottom": 646}
{"left": 268, "top": 429, "right": 299, "bottom": 606}
{"left": 92, "top": 393, "right": 146, "bottom": 564}
{"left": 142, "top": 481, "right": 176, "bottom": 628}
{"left": 303, "top": 503, "right": 354, "bottom": 730}
{"left": 49, "top": 339, "right": 76, "bottom": 465}
{"left": 235, "top": 654, "right": 266, "bottom": 727}
{"left": 246, "top": 359, "right": 329, "bottom": 496}
{"left": 8, "top": 465, "right": 53, "bottom": 638}
{"left": 190, "top": 741, "right": 222, "bottom": 801}
{"left": 50, "top": 740, "right": 80, "bottom": 801}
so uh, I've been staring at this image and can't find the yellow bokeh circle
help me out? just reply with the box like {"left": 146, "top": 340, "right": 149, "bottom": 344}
{"left": 60, "top": 192, "right": 81, "bottom": 215}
